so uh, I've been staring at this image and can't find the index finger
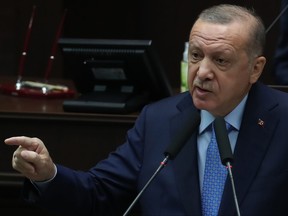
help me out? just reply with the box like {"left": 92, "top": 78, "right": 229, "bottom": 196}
{"left": 4, "top": 136, "right": 40, "bottom": 150}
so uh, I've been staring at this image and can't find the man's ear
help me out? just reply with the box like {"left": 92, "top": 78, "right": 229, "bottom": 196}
{"left": 250, "top": 56, "right": 266, "bottom": 84}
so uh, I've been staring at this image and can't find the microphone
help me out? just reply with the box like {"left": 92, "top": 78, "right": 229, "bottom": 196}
{"left": 123, "top": 110, "right": 200, "bottom": 216}
{"left": 214, "top": 117, "right": 233, "bottom": 165}
{"left": 214, "top": 117, "right": 241, "bottom": 216}
{"left": 164, "top": 110, "right": 201, "bottom": 159}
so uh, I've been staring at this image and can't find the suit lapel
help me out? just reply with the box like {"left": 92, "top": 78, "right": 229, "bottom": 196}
{"left": 219, "top": 83, "right": 280, "bottom": 215}
{"left": 169, "top": 94, "right": 202, "bottom": 215}
{"left": 172, "top": 132, "right": 202, "bottom": 216}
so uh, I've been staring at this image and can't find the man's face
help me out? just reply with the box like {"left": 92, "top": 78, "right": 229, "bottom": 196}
{"left": 188, "top": 20, "right": 262, "bottom": 116}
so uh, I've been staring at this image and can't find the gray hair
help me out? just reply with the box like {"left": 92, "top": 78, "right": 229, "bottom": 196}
{"left": 197, "top": 4, "right": 266, "bottom": 58}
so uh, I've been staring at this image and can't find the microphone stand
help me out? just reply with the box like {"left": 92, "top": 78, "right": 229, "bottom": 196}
{"left": 123, "top": 155, "right": 169, "bottom": 216}
{"left": 123, "top": 111, "right": 200, "bottom": 216}
{"left": 265, "top": 3, "right": 288, "bottom": 34}
{"left": 214, "top": 117, "right": 241, "bottom": 216}
{"left": 226, "top": 161, "right": 241, "bottom": 216}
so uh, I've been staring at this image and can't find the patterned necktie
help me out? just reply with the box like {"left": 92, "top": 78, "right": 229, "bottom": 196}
{"left": 201, "top": 122, "right": 231, "bottom": 216}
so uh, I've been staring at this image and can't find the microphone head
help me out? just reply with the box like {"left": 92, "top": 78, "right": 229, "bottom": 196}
{"left": 214, "top": 117, "right": 234, "bottom": 165}
{"left": 164, "top": 110, "right": 200, "bottom": 159}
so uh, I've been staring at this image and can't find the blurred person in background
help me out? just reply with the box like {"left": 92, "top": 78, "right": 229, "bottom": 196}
{"left": 272, "top": 0, "right": 288, "bottom": 84}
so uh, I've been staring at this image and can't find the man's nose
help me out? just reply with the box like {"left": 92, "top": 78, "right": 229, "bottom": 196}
{"left": 197, "top": 59, "right": 214, "bottom": 80}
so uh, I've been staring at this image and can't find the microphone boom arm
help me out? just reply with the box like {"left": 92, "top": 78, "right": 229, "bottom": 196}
{"left": 123, "top": 155, "right": 170, "bottom": 216}
{"left": 226, "top": 161, "right": 241, "bottom": 216}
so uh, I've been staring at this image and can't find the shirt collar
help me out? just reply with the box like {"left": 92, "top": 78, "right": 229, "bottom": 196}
{"left": 198, "top": 94, "right": 248, "bottom": 134}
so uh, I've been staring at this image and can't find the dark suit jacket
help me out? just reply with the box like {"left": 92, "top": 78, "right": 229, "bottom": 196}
{"left": 23, "top": 82, "right": 288, "bottom": 216}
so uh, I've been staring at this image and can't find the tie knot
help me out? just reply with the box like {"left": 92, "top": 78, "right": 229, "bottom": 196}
{"left": 225, "top": 122, "right": 234, "bottom": 133}
{"left": 211, "top": 121, "right": 232, "bottom": 132}
{"left": 225, "top": 122, "right": 231, "bottom": 131}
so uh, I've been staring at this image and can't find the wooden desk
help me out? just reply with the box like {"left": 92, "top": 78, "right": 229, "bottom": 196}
{"left": 0, "top": 76, "right": 138, "bottom": 214}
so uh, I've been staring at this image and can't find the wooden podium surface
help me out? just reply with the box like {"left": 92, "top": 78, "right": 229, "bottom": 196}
{"left": 0, "top": 76, "right": 138, "bottom": 214}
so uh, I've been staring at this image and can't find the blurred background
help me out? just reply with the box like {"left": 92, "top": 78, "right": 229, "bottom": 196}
{"left": 0, "top": 0, "right": 282, "bottom": 91}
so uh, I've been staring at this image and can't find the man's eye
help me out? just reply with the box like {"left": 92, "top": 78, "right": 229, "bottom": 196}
{"left": 191, "top": 52, "right": 201, "bottom": 62}
{"left": 216, "top": 58, "right": 227, "bottom": 65}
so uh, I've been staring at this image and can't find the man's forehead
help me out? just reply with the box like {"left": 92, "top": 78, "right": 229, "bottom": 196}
{"left": 191, "top": 19, "right": 246, "bottom": 34}
{"left": 190, "top": 20, "right": 249, "bottom": 47}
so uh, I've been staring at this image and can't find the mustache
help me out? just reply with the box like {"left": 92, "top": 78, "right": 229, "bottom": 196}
{"left": 193, "top": 78, "right": 212, "bottom": 91}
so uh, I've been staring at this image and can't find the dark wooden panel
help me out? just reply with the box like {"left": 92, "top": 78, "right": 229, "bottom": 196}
{"left": 0, "top": 75, "right": 137, "bottom": 214}
{"left": 0, "top": 0, "right": 282, "bottom": 92}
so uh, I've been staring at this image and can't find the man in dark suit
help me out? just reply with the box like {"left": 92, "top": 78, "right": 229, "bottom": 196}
{"left": 5, "top": 4, "right": 288, "bottom": 216}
